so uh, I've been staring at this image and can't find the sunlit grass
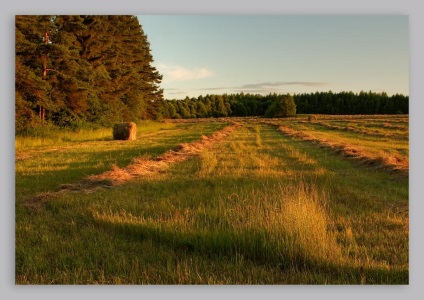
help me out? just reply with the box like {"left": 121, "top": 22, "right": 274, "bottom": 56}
{"left": 15, "top": 121, "right": 178, "bottom": 151}
{"left": 15, "top": 121, "right": 228, "bottom": 197}
{"left": 15, "top": 117, "right": 408, "bottom": 284}
{"left": 310, "top": 120, "right": 409, "bottom": 140}
{"left": 280, "top": 119, "right": 409, "bottom": 169}
{"left": 92, "top": 182, "right": 343, "bottom": 268}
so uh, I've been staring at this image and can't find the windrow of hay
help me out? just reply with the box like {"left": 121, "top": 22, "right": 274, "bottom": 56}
{"left": 26, "top": 123, "right": 240, "bottom": 207}
{"left": 275, "top": 124, "right": 408, "bottom": 175}
{"left": 382, "top": 122, "right": 408, "bottom": 130}
{"left": 299, "top": 114, "right": 408, "bottom": 122}
{"left": 304, "top": 120, "right": 408, "bottom": 140}
{"left": 165, "top": 117, "right": 263, "bottom": 124}
{"left": 307, "top": 115, "right": 318, "bottom": 121}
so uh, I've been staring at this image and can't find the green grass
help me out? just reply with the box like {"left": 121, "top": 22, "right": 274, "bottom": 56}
{"left": 281, "top": 118, "right": 409, "bottom": 164}
{"left": 15, "top": 121, "right": 227, "bottom": 197}
{"left": 15, "top": 117, "right": 408, "bottom": 284}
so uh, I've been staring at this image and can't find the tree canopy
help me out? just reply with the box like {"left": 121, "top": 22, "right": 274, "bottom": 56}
{"left": 15, "top": 15, "right": 163, "bottom": 132}
{"left": 15, "top": 16, "right": 409, "bottom": 132}
{"left": 160, "top": 91, "right": 408, "bottom": 119}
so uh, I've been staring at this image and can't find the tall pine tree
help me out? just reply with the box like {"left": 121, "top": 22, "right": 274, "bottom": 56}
{"left": 15, "top": 15, "right": 163, "bottom": 131}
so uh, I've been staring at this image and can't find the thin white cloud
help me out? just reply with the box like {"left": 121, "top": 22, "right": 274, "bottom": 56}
{"left": 158, "top": 63, "right": 214, "bottom": 82}
{"left": 241, "top": 81, "right": 328, "bottom": 89}
{"left": 168, "top": 90, "right": 188, "bottom": 95}
{"left": 198, "top": 81, "right": 328, "bottom": 91}
{"left": 192, "top": 81, "right": 328, "bottom": 96}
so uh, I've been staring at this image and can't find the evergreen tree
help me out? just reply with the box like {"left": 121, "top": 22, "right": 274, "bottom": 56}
{"left": 74, "top": 15, "right": 163, "bottom": 123}
{"left": 16, "top": 16, "right": 55, "bottom": 129}
{"left": 265, "top": 94, "right": 296, "bottom": 117}
{"left": 213, "top": 95, "right": 228, "bottom": 117}
{"left": 15, "top": 15, "right": 163, "bottom": 131}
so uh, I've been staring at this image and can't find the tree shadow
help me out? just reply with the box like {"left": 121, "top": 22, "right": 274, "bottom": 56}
{"left": 90, "top": 209, "right": 408, "bottom": 284}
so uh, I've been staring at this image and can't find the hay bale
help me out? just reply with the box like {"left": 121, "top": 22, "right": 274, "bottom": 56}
{"left": 308, "top": 115, "right": 318, "bottom": 121}
{"left": 113, "top": 122, "right": 137, "bottom": 140}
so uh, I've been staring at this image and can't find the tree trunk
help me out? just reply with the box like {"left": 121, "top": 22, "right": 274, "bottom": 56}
{"left": 39, "top": 105, "right": 45, "bottom": 124}
{"left": 40, "top": 30, "right": 49, "bottom": 125}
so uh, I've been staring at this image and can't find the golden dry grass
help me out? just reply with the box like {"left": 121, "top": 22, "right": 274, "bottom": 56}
{"left": 25, "top": 123, "right": 241, "bottom": 207}
{"left": 309, "top": 120, "right": 408, "bottom": 140}
{"left": 16, "top": 117, "right": 408, "bottom": 284}
{"left": 275, "top": 124, "right": 408, "bottom": 174}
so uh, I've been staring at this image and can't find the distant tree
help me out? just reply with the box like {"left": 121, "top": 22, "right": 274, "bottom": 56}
{"left": 177, "top": 100, "right": 191, "bottom": 118}
{"left": 161, "top": 91, "right": 408, "bottom": 119}
{"left": 196, "top": 102, "right": 208, "bottom": 118}
{"left": 265, "top": 94, "right": 296, "bottom": 117}
{"left": 213, "top": 95, "right": 228, "bottom": 117}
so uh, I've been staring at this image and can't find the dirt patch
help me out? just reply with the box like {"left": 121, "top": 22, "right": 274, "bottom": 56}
{"left": 24, "top": 192, "right": 58, "bottom": 210}
{"left": 26, "top": 123, "right": 241, "bottom": 209}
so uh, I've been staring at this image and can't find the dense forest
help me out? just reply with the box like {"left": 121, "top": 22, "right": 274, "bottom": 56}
{"left": 15, "top": 15, "right": 163, "bottom": 132}
{"left": 161, "top": 93, "right": 296, "bottom": 119}
{"left": 161, "top": 91, "right": 408, "bottom": 119}
{"left": 15, "top": 15, "right": 409, "bottom": 132}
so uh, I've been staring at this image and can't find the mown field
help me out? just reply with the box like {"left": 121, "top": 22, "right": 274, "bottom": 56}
{"left": 15, "top": 115, "right": 409, "bottom": 284}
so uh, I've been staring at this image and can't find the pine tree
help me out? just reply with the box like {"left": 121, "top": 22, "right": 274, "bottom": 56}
{"left": 75, "top": 16, "right": 163, "bottom": 123}
{"left": 15, "top": 16, "right": 54, "bottom": 129}
{"left": 265, "top": 94, "right": 296, "bottom": 118}
{"left": 16, "top": 15, "right": 164, "bottom": 130}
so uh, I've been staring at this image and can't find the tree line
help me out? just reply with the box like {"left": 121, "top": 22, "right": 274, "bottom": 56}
{"left": 295, "top": 91, "right": 408, "bottom": 115}
{"left": 15, "top": 16, "right": 408, "bottom": 132}
{"left": 16, "top": 15, "right": 163, "bottom": 132}
{"left": 160, "top": 93, "right": 297, "bottom": 119}
{"left": 160, "top": 91, "right": 408, "bottom": 119}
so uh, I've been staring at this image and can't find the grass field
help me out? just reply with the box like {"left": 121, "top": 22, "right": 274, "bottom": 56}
{"left": 15, "top": 115, "right": 409, "bottom": 284}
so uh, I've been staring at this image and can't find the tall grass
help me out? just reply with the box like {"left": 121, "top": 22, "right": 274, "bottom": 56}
{"left": 93, "top": 182, "right": 342, "bottom": 269}
{"left": 15, "top": 126, "right": 111, "bottom": 150}
{"left": 197, "top": 150, "right": 218, "bottom": 176}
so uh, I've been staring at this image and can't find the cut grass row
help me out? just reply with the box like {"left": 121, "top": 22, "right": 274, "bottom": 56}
{"left": 317, "top": 119, "right": 408, "bottom": 131}
{"left": 15, "top": 121, "right": 228, "bottom": 199}
{"left": 274, "top": 119, "right": 409, "bottom": 172}
{"left": 16, "top": 119, "right": 408, "bottom": 284}
{"left": 305, "top": 120, "right": 408, "bottom": 140}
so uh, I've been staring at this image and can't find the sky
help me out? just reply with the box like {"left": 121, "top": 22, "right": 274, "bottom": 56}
{"left": 137, "top": 15, "right": 409, "bottom": 99}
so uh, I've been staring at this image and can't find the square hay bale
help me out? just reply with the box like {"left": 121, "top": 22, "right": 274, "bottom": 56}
{"left": 113, "top": 122, "right": 137, "bottom": 140}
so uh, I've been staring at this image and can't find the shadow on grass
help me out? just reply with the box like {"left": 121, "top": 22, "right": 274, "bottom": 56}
{"left": 16, "top": 125, "right": 227, "bottom": 199}
{"left": 16, "top": 145, "right": 175, "bottom": 196}
{"left": 91, "top": 209, "right": 408, "bottom": 284}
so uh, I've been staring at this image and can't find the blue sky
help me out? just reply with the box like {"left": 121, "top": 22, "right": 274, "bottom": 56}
{"left": 137, "top": 15, "right": 409, "bottom": 99}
